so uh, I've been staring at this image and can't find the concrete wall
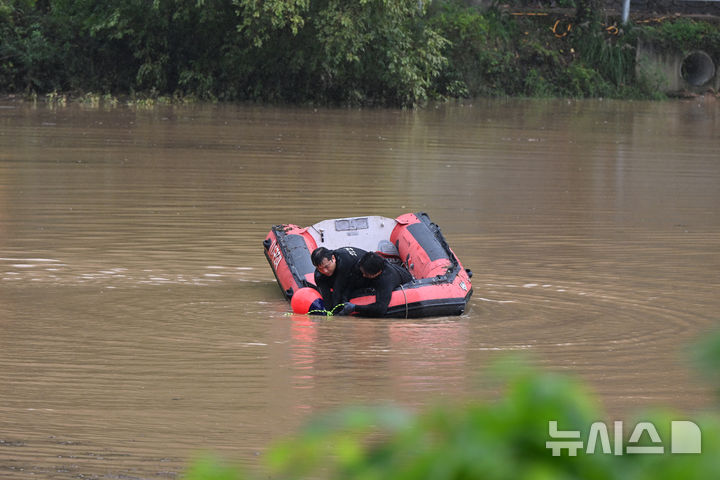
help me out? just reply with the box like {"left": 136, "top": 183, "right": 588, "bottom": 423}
{"left": 636, "top": 39, "right": 719, "bottom": 94}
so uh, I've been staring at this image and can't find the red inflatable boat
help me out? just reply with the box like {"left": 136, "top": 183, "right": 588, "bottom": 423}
{"left": 263, "top": 212, "right": 473, "bottom": 318}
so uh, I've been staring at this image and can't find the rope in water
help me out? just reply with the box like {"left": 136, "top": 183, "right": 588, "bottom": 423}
{"left": 308, "top": 302, "right": 347, "bottom": 317}
{"left": 288, "top": 286, "right": 410, "bottom": 318}
{"left": 283, "top": 303, "right": 348, "bottom": 317}
{"left": 286, "top": 292, "right": 411, "bottom": 318}
{"left": 400, "top": 284, "right": 408, "bottom": 319}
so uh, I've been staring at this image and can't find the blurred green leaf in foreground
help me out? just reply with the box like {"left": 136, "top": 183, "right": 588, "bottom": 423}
{"left": 185, "top": 330, "right": 720, "bottom": 480}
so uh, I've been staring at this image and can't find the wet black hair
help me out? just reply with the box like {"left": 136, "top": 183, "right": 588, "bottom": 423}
{"left": 311, "top": 247, "right": 333, "bottom": 266}
{"left": 358, "top": 251, "right": 384, "bottom": 276}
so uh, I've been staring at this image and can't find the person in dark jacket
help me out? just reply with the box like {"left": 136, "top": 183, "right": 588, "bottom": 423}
{"left": 339, "top": 251, "right": 413, "bottom": 317}
{"left": 311, "top": 246, "right": 368, "bottom": 310}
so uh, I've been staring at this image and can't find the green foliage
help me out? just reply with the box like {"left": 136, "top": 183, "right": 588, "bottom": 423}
{"left": 638, "top": 19, "right": 720, "bottom": 57}
{"left": 46, "top": 0, "right": 242, "bottom": 97}
{"left": 430, "top": 3, "right": 522, "bottom": 97}
{"left": 185, "top": 454, "right": 246, "bottom": 480}
{"left": 428, "top": 2, "right": 641, "bottom": 99}
{"left": 660, "top": 19, "right": 712, "bottom": 46}
{"left": 186, "top": 330, "right": 720, "bottom": 480}
{"left": 690, "top": 329, "right": 720, "bottom": 400}
{"left": 3, "top": 0, "right": 449, "bottom": 105}
{"left": 573, "top": 28, "right": 635, "bottom": 86}
{"left": 234, "top": 0, "right": 309, "bottom": 48}
{"left": 561, "top": 62, "right": 611, "bottom": 97}
{"left": 232, "top": 0, "right": 449, "bottom": 106}
{"left": 2, "top": 1, "right": 717, "bottom": 104}
{"left": 574, "top": 0, "right": 604, "bottom": 29}
{"left": 264, "top": 370, "right": 613, "bottom": 480}
{"left": 523, "top": 68, "right": 555, "bottom": 97}
{"left": 0, "top": 0, "right": 61, "bottom": 92}
{"left": 633, "top": 53, "right": 670, "bottom": 100}
{"left": 186, "top": 376, "right": 720, "bottom": 480}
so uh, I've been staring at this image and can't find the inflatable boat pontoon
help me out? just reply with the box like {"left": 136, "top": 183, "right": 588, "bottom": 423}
{"left": 263, "top": 212, "right": 473, "bottom": 318}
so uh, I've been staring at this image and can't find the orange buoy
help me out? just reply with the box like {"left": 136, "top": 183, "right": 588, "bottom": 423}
{"left": 290, "top": 287, "right": 324, "bottom": 314}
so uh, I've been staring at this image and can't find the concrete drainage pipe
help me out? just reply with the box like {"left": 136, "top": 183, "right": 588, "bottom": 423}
{"left": 681, "top": 51, "right": 716, "bottom": 87}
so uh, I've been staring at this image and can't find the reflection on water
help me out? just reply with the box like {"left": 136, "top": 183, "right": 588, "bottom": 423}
{"left": 287, "top": 315, "right": 469, "bottom": 410}
{"left": 1, "top": 98, "right": 719, "bottom": 478}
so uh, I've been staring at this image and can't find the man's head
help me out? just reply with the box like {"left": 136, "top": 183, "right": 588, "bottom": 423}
{"left": 358, "top": 252, "right": 384, "bottom": 279}
{"left": 311, "top": 247, "right": 337, "bottom": 276}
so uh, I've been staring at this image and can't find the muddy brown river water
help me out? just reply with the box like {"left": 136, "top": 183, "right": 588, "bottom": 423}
{"left": 1, "top": 98, "right": 719, "bottom": 478}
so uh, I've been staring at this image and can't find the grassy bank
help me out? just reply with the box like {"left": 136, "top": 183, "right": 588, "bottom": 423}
{"left": 1, "top": 1, "right": 719, "bottom": 107}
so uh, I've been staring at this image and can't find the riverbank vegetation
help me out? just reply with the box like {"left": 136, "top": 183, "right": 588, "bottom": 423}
{"left": 1, "top": 0, "right": 718, "bottom": 107}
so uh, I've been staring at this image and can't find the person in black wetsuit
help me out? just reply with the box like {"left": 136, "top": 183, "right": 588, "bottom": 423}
{"left": 311, "top": 246, "right": 368, "bottom": 310}
{"left": 339, "top": 251, "right": 413, "bottom": 317}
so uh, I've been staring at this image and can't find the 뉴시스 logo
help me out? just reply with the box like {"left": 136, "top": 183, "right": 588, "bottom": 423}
{"left": 546, "top": 420, "right": 702, "bottom": 456}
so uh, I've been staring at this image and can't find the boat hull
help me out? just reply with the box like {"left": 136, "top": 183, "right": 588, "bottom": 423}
{"left": 263, "top": 212, "right": 472, "bottom": 318}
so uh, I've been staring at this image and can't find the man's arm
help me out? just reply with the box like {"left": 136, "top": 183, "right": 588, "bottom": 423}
{"left": 314, "top": 271, "right": 333, "bottom": 307}
{"left": 353, "top": 271, "right": 395, "bottom": 317}
{"left": 330, "top": 273, "right": 352, "bottom": 309}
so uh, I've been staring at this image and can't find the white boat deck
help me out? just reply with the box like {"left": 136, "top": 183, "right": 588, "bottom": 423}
{"left": 306, "top": 215, "right": 399, "bottom": 255}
